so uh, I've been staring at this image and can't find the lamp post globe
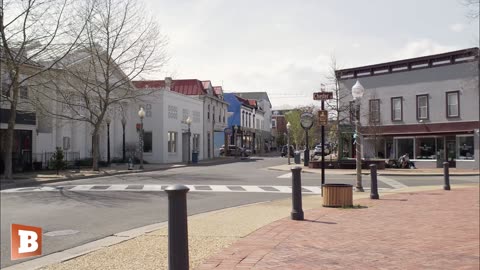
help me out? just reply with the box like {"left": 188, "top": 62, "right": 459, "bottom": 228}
{"left": 351, "top": 80, "right": 364, "bottom": 192}
{"left": 138, "top": 107, "right": 145, "bottom": 169}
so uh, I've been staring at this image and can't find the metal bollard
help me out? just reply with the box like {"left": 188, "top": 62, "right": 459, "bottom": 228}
{"left": 291, "top": 166, "right": 304, "bottom": 220}
{"left": 165, "top": 185, "right": 190, "bottom": 270}
{"left": 369, "top": 164, "right": 379, "bottom": 199}
{"left": 443, "top": 162, "right": 451, "bottom": 190}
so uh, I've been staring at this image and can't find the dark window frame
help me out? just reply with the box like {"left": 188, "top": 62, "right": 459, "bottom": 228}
{"left": 391, "top": 97, "right": 403, "bottom": 122}
{"left": 369, "top": 99, "right": 380, "bottom": 123}
{"left": 349, "top": 101, "right": 355, "bottom": 123}
{"left": 416, "top": 94, "right": 429, "bottom": 120}
{"left": 143, "top": 131, "right": 153, "bottom": 153}
{"left": 445, "top": 90, "right": 460, "bottom": 118}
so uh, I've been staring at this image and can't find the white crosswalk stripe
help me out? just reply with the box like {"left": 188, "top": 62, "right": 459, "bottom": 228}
{"left": 1, "top": 184, "right": 393, "bottom": 194}
{"left": 378, "top": 176, "right": 408, "bottom": 189}
{"left": 277, "top": 173, "right": 292, "bottom": 178}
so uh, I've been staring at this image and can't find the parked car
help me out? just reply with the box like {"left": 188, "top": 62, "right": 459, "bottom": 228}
{"left": 281, "top": 145, "right": 295, "bottom": 158}
{"left": 220, "top": 145, "right": 251, "bottom": 157}
{"left": 313, "top": 143, "right": 331, "bottom": 156}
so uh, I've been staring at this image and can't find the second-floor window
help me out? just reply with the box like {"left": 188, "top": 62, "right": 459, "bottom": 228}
{"left": 416, "top": 94, "right": 429, "bottom": 120}
{"left": 446, "top": 91, "right": 459, "bottom": 118}
{"left": 369, "top": 99, "right": 380, "bottom": 123}
{"left": 391, "top": 97, "right": 402, "bottom": 121}
{"left": 272, "top": 119, "right": 277, "bottom": 128}
{"left": 207, "top": 105, "right": 210, "bottom": 120}
{"left": 20, "top": 86, "right": 28, "bottom": 99}
{"left": 349, "top": 101, "right": 356, "bottom": 123}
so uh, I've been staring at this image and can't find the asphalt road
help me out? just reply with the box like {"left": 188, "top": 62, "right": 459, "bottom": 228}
{"left": 1, "top": 156, "right": 478, "bottom": 268}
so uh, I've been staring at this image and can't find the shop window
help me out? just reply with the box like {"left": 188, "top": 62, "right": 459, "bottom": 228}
{"left": 391, "top": 97, "right": 402, "bottom": 121}
{"left": 143, "top": 132, "right": 152, "bottom": 152}
{"left": 416, "top": 94, "right": 429, "bottom": 120}
{"left": 415, "top": 137, "right": 436, "bottom": 159}
{"left": 446, "top": 91, "right": 459, "bottom": 118}
{"left": 457, "top": 136, "right": 474, "bottom": 160}
{"left": 396, "top": 138, "right": 414, "bottom": 160}
{"left": 168, "top": 131, "right": 177, "bottom": 153}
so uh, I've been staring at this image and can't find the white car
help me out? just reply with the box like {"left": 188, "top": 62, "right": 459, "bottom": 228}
{"left": 313, "top": 144, "right": 330, "bottom": 156}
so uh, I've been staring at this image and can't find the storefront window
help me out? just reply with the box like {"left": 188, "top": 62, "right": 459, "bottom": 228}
{"left": 415, "top": 137, "right": 436, "bottom": 159}
{"left": 396, "top": 138, "right": 413, "bottom": 160}
{"left": 457, "top": 136, "right": 474, "bottom": 160}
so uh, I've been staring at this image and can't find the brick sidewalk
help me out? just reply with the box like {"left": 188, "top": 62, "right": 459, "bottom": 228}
{"left": 197, "top": 187, "right": 480, "bottom": 269}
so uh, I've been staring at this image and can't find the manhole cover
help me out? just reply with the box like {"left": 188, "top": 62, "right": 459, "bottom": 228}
{"left": 44, "top": 230, "right": 79, "bottom": 237}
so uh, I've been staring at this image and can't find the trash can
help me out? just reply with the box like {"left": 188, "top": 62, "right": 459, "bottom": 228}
{"left": 322, "top": 184, "right": 353, "bottom": 207}
{"left": 192, "top": 152, "right": 199, "bottom": 164}
{"left": 294, "top": 151, "right": 301, "bottom": 164}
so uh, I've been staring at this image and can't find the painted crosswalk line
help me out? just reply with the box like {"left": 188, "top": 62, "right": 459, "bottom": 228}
{"left": 1, "top": 184, "right": 391, "bottom": 194}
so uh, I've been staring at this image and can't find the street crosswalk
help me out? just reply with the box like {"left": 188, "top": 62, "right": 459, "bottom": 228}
{"left": 1, "top": 184, "right": 391, "bottom": 194}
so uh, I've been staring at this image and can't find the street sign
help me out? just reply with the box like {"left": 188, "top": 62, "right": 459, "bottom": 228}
{"left": 313, "top": 91, "right": 333, "bottom": 100}
{"left": 318, "top": 110, "right": 328, "bottom": 126}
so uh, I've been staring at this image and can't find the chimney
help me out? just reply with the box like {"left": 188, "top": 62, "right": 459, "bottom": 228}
{"left": 165, "top": 77, "right": 172, "bottom": 90}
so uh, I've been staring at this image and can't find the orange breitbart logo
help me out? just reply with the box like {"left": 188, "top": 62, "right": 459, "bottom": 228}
{"left": 11, "top": 224, "right": 42, "bottom": 260}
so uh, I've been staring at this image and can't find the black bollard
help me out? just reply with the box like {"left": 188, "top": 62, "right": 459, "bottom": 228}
{"left": 291, "top": 166, "right": 304, "bottom": 220}
{"left": 165, "top": 184, "right": 190, "bottom": 270}
{"left": 443, "top": 162, "right": 451, "bottom": 190}
{"left": 369, "top": 164, "right": 379, "bottom": 199}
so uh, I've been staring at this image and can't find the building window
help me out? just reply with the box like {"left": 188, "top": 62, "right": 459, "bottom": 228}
{"left": 182, "top": 109, "right": 190, "bottom": 121}
{"left": 272, "top": 119, "right": 277, "bottom": 128}
{"left": 168, "top": 131, "right": 177, "bottom": 153}
{"left": 242, "top": 112, "right": 245, "bottom": 126}
{"left": 20, "top": 86, "right": 28, "bottom": 99}
{"left": 369, "top": 99, "right": 380, "bottom": 123}
{"left": 446, "top": 91, "right": 459, "bottom": 118}
{"left": 396, "top": 138, "right": 414, "bottom": 160}
{"left": 63, "top": 137, "right": 71, "bottom": 150}
{"left": 415, "top": 137, "right": 435, "bottom": 159}
{"left": 416, "top": 94, "right": 429, "bottom": 120}
{"left": 391, "top": 97, "right": 402, "bottom": 121}
{"left": 144, "top": 132, "right": 152, "bottom": 152}
{"left": 349, "top": 101, "right": 356, "bottom": 123}
{"left": 1, "top": 82, "right": 10, "bottom": 97}
{"left": 168, "top": 105, "right": 178, "bottom": 119}
{"left": 457, "top": 136, "right": 474, "bottom": 160}
{"left": 193, "top": 134, "right": 200, "bottom": 152}
{"left": 145, "top": 104, "right": 152, "bottom": 117}
{"left": 207, "top": 105, "right": 210, "bottom": 120}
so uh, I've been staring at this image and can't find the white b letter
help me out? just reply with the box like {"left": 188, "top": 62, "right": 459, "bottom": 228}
{"left": 18, "top": 230, "right": 38, "bottom": 253}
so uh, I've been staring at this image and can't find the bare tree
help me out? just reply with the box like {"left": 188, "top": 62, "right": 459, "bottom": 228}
{"left": 463, "top": 0, "right": 480, "bottom": 19}
{"left": 324, "top": 55, "right": 351, "bottom": 158}
{"left": 1, "top": 0, "right": 88, "bottom": 180}
{"left": 33, "top": 0, "right": 167, "bottom": 171}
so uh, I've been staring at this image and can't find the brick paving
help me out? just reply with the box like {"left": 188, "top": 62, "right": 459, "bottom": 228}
{"left": 196, "top": 187, "right": 480, "bottom": 269}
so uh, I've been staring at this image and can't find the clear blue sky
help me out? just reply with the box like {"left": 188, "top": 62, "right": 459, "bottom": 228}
{"left": 144, "top": 0, "right": 479, "bottom": 109}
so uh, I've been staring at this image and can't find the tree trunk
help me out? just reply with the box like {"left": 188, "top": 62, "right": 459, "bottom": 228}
{"left": 92, "top": 129, "right": 100, "bottom": 171}
{"left": 2, "top": 76, "right": 19, "bottom": 181}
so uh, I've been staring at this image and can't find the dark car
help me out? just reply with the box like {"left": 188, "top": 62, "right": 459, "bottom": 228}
{"left": 220, "top": 145, "right": 251, "bottom": 157}
{"left": 281, "top": 145, "right": 295, "bottom": 158}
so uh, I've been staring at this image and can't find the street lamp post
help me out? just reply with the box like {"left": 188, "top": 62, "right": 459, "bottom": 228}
{"left": 121, "top": 117, "right": 126, "bottom": 163}
{"left": 138, "top": 107, "right": 146, "bottom": 169}
{"left": 106, "top": 118, "right": 111, "bottom": 165}
{"left": 352, "top": 80, "right": 365, "bottom": 192}
{"left": 186, "top": 117, "right": 192, "bottom": 164}
{"left": 286, "top": 122, "right": 291, "bottom": 165}
{"left": 234, "top": 125, "right": 238, "bottom": 159}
